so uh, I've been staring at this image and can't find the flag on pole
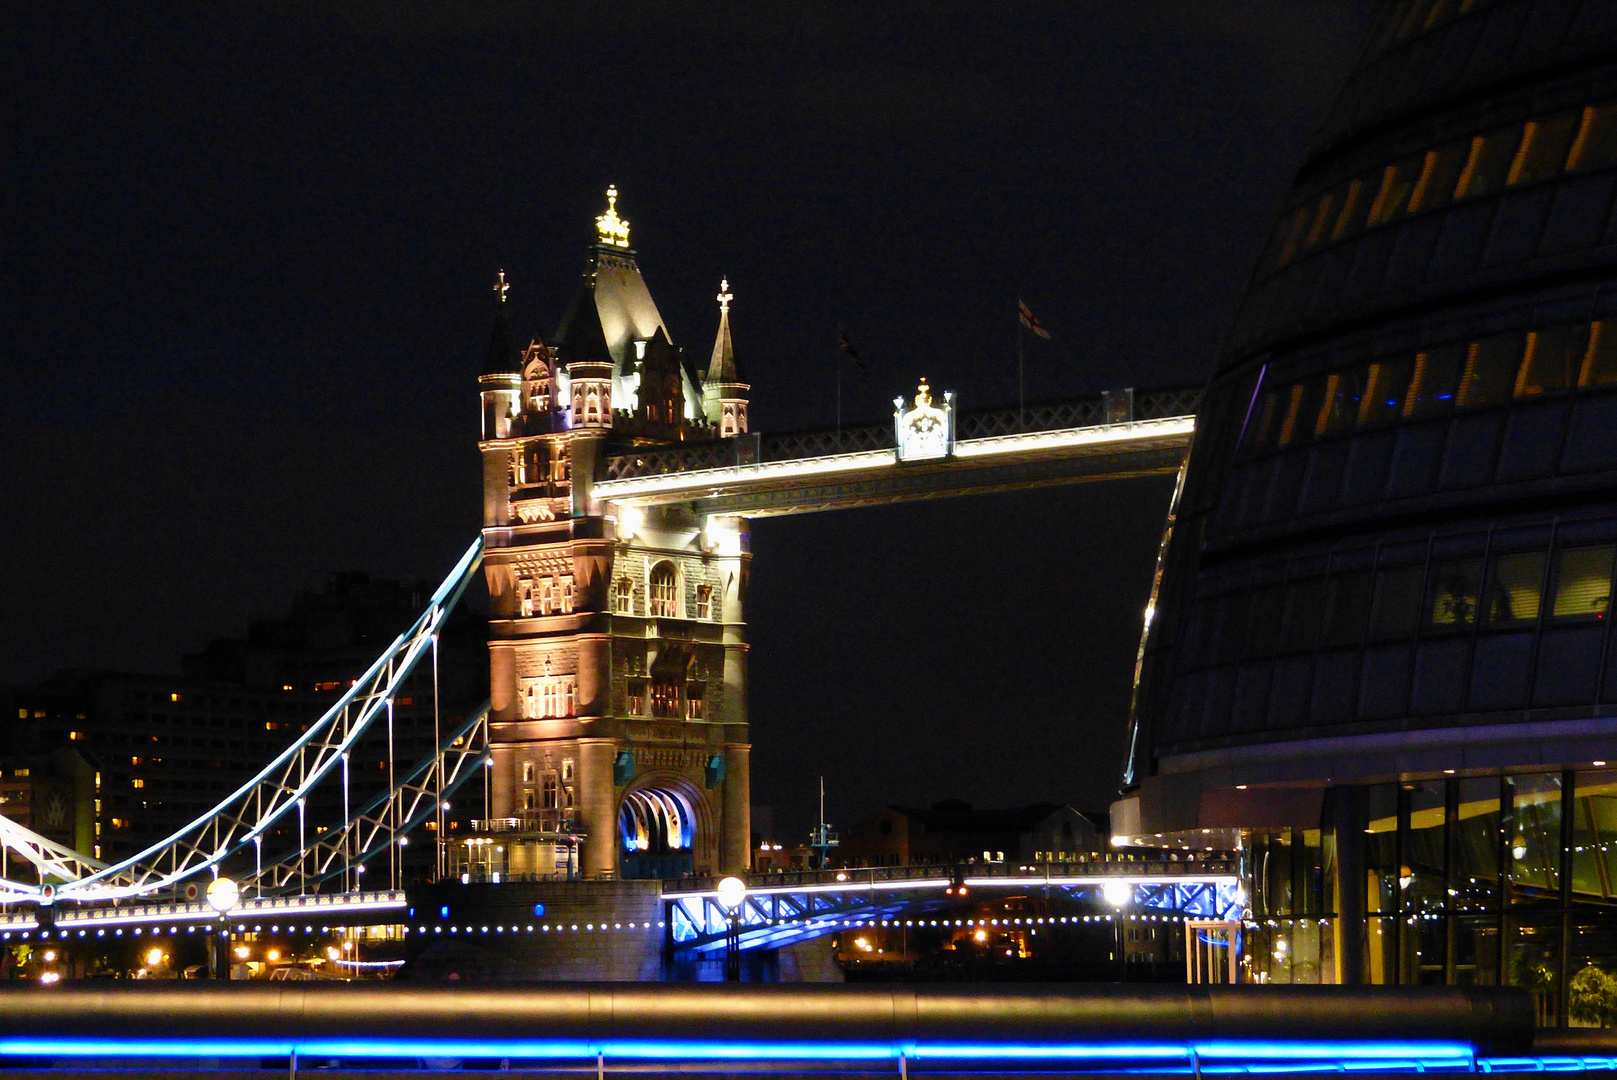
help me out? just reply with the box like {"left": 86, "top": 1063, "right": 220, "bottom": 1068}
{"left": 838, "top": 326, "right": 865, "bottom": 369}
{"left": 1018, "top": 300, "right": 1051, "bottom": 340}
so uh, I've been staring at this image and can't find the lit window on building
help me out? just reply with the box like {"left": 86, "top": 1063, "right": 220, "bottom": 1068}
{"left": 649, "top": 562, "right": 678, "bottom": 617}
{"left": 613, "top": 577, "right": 634, "bottom": 614}
{"left": 695, "top": 584, "right": 713, "bottom": 620}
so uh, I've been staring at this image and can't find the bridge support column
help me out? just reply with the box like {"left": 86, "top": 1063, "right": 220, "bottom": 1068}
{"left": 722, "top": 744, "right": 751, "bottom": 874}
{"left": 578, "top": 739, "right": 618, "bottom": 879}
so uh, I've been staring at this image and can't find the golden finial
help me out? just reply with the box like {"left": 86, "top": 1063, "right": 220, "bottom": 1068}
{"left": 915, "top": 378, "right": 932, "bottom": 407}
{"left": 493, "top": 269, "right": 509, "bottom": 303}
{"left": 717, "top": 277, "right": 733, "bottom": 315}
{"left": 595, "top": 185, "right": 631, "bottom": 248}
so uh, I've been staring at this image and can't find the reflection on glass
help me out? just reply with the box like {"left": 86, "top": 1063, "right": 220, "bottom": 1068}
{"left": 1410, "top": 140, "right": 1470, "bottom": 213}
{"left": 1427, "top": 558, "right": 1483, "bottom": 629}
{"left": 1456, "top": 128, "right": 1521, "bottom": 200}
{"left": 1244, "top": 390, "right": 1283, "bottom": 454}
{"left": 1518, "top": 325, "right": 1586, "bottom": 396}
{"left": 1367, "top": 785, "right": 1400, "bottom": 916}
{"left": 1404, "top": 344, "right": 1465, "bottom": 418}
{"left": 1360, "top": 357, "right": 1415, "bottom": 425}
{"left": 1551, "top": 546, "right": 1615, "bottom": 619}
{"left": 1371, "top": 565, "right": 1425, "bottom": 637}
{"left": 1510, "top": 773, "right": 1562, "bottom": 904}
{"left": 1482, "top": 552, "right": 1545, "bottom": 624}
{"left": 1331, "top": 178, "right": 1369, "bottom": 241}
{"left": 1244, "top": 586, "right": 1286, "bottom": 658}
{"left": 1453, "top": 778, "right": 1501, "bottom": 913}
{"left": 1369, "top": 156, "right": 1423, "bottom": 225}
{"left": 1579, "top": 322, "right": 1617, "bottom": 388}
{"left": 1457, "top": 333, "right": 1525, "bottom": 409}
{"left": 1316, "top": 369, "right": 1367, "bottom": 437}
{"left": 1568, "top": 103, "right": 1617, "bottom": 174}
{"left": 1508, "top": 916, "right": 1562, "bottom": 1026}
{"left": 1571, "top": 771, "right": 1617, "bottom": 904}
{"left": 1508, "top": 113, "right": 1578, "bottom": 187}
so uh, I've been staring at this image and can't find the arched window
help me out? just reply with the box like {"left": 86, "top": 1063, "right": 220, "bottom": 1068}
{"left": 585, "top": 388, "right": 602, "bottom": 425}
{"left": 649, "top": 562, "right": 678, "bottom": 617}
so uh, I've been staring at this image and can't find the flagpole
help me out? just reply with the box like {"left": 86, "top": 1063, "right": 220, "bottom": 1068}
{"left": 1017, "top": 318, "right": 1025, "bottom": 430}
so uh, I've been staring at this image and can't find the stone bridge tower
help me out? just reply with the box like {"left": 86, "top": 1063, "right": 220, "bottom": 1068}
{"left": 476, "top": 189, "right": 751, "bottom": 880}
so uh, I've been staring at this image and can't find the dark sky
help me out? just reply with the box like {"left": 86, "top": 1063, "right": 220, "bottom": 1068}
{"left": 1, "top": 2, "right": 1371, "bottom": 840}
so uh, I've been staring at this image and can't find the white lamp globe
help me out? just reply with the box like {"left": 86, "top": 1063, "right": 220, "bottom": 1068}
{"left": 716, "top": 876, "right": 747, "bottom": 912}
{"left": 1102, "top": 880, "right": 1132, "bottom": 908}
{"left": 206, "top": 876, "right": 240, "bottom": 914}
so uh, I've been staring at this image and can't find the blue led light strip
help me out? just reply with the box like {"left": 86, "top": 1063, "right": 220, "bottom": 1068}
{"left": 0, "top": 1037, "right": 1477, "bottom": 1065}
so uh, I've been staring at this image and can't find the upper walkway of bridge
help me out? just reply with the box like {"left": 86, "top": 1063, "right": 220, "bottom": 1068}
{"left": 593, "top": 385, "right": 1201, "bottom": 517}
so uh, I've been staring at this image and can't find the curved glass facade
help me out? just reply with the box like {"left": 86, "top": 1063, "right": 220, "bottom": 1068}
{"left": 1121, "top": 1, "right": 1617, "bottom": 999}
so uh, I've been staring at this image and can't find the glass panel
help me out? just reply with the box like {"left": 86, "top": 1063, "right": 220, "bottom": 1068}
{"left": 1367, "top": 785, "right": 1401, "bottom": 915}
{"left": 1518, "top": 324, "right": 1587, "bottom": 396}
{"left": 1371, "top": 565, "right": 1426, "bottom": 638}
{"left": 1571, "top": 769, "right": 1617, "bottom": 905}
{"left": 1369, "top": 156, "right": 1425, "bottom": 226}
{"left": 1405, "top": 781, "right": 1450, "bottom": 916}
{"left": 1317, "top": 368, "right": 1368, "bottom": 437}
{"left": 1410, "top": 140, "right": 1471, "bottom": 213}
{"left": 1456, "top": 127, "right": 1524, "bottom": 200}
{"left": 1567, "top": 103, "right": 1617, "bottom": 174}
{"left": 1244, "top": 389, "right": 1284, "bottom": 454}
{"left": 1508, "top": 915, "right": 1564, "bottom": 1027}
{"left": 1322, "top": 572, "right": 1373, "bottom": 647}
{"left": 1457, "top": 333, "right": 1526, "bottom": 408}
{"left": 1332, "top": 177, "right": 1372, "bottom": 242}
{"left": 1281, "top": 579, "right": 1327, "bottom": 651}
{"left": 1368, "top": 916, "right": 1399, "bottom": 984}
{"left": 1454, "top": 915, "right": 1501, "bottom": 986}
{"left": 1305, "top": 186, "right": 1347, "bottom": 252}
{"left": 1244, "top": 586, "right": 1287, "bottom": 658}
{"left": 1508, "top": 113, "right": 1579, "bottom": 186}
{"left": 1551, "top": 545, "right": 1615, "bottom": 619}
{"left": 1483, "top": 552, "right": 1546, "bottom": 624}
{"left": 1279, "top": 380, "right": 1324, "bottom": 448}
{"left": 1579, "top": 322, "right": 1617, "bottom": 388}
{"left": 1276, "top": 206, "right": 1311, "bottom": 266}
{"left": 1509, "top": 773, "right": 1563, "bottom": 904}
{"left": 1405, "top": 344, "right": 1466, "bottom": 417}
{"left": 1360, "top": 357, "right": 1416, "bottom": 425}
{"left": 1427, "top": 558, "right": 1484, "bottom": 629}
{"left": 1454, "top": 777, "right": 1502, "bottom": 913}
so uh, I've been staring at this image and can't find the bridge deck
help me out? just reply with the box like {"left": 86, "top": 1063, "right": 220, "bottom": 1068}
{"left": 595, "top": 388, "right": 1199, "bottom": 517}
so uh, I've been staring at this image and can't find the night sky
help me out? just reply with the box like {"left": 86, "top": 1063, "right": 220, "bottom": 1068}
{"left": 2, "top": 2, "right": 1371, "bottom": 840}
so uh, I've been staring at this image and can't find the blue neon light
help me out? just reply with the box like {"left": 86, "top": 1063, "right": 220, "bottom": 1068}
{"left": 0, "top": 1037, "right": 1481, "bottom": 1065}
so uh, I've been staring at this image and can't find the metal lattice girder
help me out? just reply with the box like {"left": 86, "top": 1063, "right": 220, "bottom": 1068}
{"left": 243, "top": 705, "right": 490, "bottom": 895}
{"left": 0, "top": 815, "right": 107, "bottom": 898}
{"left": 0, "top": 539, "right": 485, "bottom": 905}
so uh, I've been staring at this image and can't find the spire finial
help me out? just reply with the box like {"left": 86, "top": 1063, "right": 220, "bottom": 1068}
{"left": 595, "top": 185, "right": 631, "bottom": 248}
{"left": 717, "top": 277, "right": 733, "bottom": 315}
{"left": 494, "top": 269, "right": 509, "bottom": 303}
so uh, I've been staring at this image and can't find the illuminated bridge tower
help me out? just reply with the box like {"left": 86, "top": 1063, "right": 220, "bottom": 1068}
{"left": 476, "top": 189, "right": 752, "bottom": 881}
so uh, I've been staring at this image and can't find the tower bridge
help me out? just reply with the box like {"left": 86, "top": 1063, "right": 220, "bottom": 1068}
{"left": 0, "top": 189, "right": 1205, "bottom": 978}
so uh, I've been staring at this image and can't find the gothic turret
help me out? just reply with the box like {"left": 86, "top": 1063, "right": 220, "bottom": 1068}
{"left": 479, "top": 270, "right": 521, "bottom": 441}
{"left": 701, "top": 278, "right": 750, "bottom": 438}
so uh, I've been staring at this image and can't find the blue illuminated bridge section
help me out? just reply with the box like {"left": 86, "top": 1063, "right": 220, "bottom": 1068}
{"left": 664, "top": 859, "right": 1242, "bottom": 953}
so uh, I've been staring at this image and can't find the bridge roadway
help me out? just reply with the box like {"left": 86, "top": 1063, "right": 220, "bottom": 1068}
{"left": 592, "top": 386, "right": 1199, "bottom": 517}
{"left": 0, "top": 857, "right": 1237, "bottom": 950}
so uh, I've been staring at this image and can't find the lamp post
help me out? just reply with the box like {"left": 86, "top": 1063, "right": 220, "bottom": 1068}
{"left": 1103, "top": 879, "right": 1131, "bottom": 983}
{"left": 206, "top": 876, "right": 240, "bottom": 980}
{"left": 716, "top": 875, "right": 747, "bottom": 982}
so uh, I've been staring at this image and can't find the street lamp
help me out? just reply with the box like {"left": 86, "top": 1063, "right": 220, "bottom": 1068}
{"left": 206, "top": 877, "right": 240, "bottom": 980}
{"left": 716, "top": 876, "right": 747, "bottom": 982}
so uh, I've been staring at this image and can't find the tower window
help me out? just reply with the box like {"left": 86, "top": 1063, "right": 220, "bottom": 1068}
{"left": 613, "top": 577, "right": 635, "bottom": 615}
{"left": 627, "top": 680, "right": 646, "bottom": 716}
{"left": 518, "top": 578, "right": 534, "bottom": 617}
{"left": 522, "top": 762, "right": 535, "bottom": 784}
{"left": 651, "top": 680, "right": 681, "bottom": 718}
{"left": 649, "top": 562, "right": 678, "bottom": 618}
{"left": 695, "top": 585, "right": 714, "bottom": 620}
{"left": 686, "top": 684, "right": 705, "bottom": 719}
{"left": 560, "top": 574, "right": 575, "bottom": 614}
{"left": 542, "top": 773, "right": 559, "bottom": 809}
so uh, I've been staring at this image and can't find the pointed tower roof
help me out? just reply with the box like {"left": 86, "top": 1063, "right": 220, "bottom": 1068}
{"left": 705, "top": 277, "right": 745, "bottom": 385}
{"left": 482, "top": 270, "right": 521, "bottom": 376}
{"left": 551, "top": 269, "right": 615, "bottom": 366}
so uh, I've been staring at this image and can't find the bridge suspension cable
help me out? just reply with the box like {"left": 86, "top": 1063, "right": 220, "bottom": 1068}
{"left": 0, "top": 538, "right": 485, "bottom": 904}
{"left": 241, "top": 703, "right": 490, "bottom": 896}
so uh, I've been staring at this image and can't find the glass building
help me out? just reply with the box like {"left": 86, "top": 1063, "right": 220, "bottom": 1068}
{"left": 1115, "top": 0, "right": 1617, "bottom": 1018}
